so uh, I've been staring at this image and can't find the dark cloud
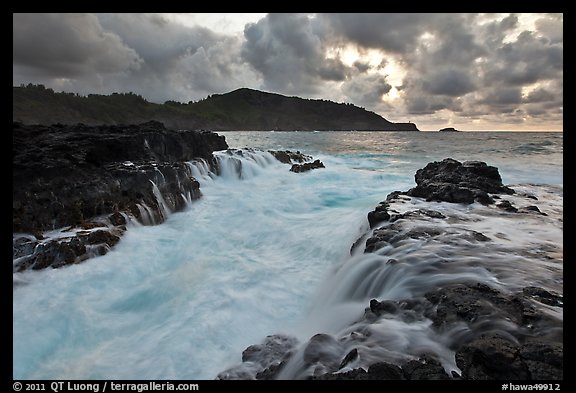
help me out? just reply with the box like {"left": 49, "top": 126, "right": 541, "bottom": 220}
{"left": 478, "top": 14, "right": 518, "bottom": 46}
{"left": 341, "top": 73, "right": 392, "bottom": 108}
{"left": 484, "top": 30, "right": 562, "bottom": 86}
{"left": 241, "top": 13, "right": 352, "bottom": 95}
{"left": 13, "top": 13, "right": 258, "bottom": 103}
{"left": 353, "top": 61, "right": 371, "bottom": 73}
{"left": 428, "top": 15, "right": 486, "bottom": 66}
{"left": 318, "top": 58, "right": 350, "bottom": 81}
{"left": 13, "top": 13, "right": 142, "bottom": 78}
{"left": 525, "top": 105, "right": 548, "bottom": 116}
{"left": 95, "top": 13, "right": 261, "bottom": 101}
{"left": 349, "top": 14, "right": 484, "bottom": 118}
{"left": 382, "top": 13, "right": 562, "bottom": 127}
{"left": 482, "top": 87, "right": 523, "bottom": 105}
{"left": 396, "top": 15, "right": 482, "bottom": 115}
{"left": 406, "top": 95, "right": 456, "bottom": 115}
{"left": 422, "top": 69, "right": 477, "bottom": 96}
{"left": 97, "top": 13, "right": 219, "bottom": 66}
{"left": 524, "top": 87, "right": 556, "bottom": 103}
{"left": 12, "top": 13, "right": 563, "bottom": 129}
{"left": 320, "top": 13, "right": 435, "bottom": 53}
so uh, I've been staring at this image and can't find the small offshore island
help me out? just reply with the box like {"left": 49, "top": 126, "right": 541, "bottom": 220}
{"left": 439, "top": 127, "right": 461, "bottom": 132}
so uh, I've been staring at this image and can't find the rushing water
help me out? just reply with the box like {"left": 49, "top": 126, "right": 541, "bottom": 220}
{"left": 13, "top": 131, "right": 562, "bottom": 379}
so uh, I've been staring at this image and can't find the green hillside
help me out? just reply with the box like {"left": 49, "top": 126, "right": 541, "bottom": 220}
{"left": 13, "top": 84, "right": 419, "bottom": 131}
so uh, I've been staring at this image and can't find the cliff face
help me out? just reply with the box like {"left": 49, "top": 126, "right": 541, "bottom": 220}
{"left": 13, "top": 85, "right": 419, "bottom": 131}
{"left": 12, "top": 121, "right": 228, "bottom": 270}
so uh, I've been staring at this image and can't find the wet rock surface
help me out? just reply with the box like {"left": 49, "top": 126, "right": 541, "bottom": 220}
{"left": 341, "top": 160, "right": 561, "bottom": 379}
{"left": 225, "top": 279, "right": 562, "bottom": 380}
{"left": 290, "top": 159, "right": 325, "bottom": 173}
{"left": 268, "top": 150, "right": 325, "bottom": 173}
{"left": 317, "top": 356, "right": 451, "bottom": 380}
{"left": 13, "top": 121, "right": 228, "bottom": 270}
{"left": 456, "top": 334, "right": 563, "bottom": 380}
{"left": 316, "top": 281, "right": 562, "bottom": 380}
{"left": 14, "top": 228, "right": 124, "bottom": 271}
{"left": 269, "top": 150, "right": 312, "bottom": 164}
{"left": 216, "top": 334, "right": 299, "bottom": 380}
{"left": 406, "top": 158, "right": 515, "bottom": 204}
{"left": 220, "top": 158, "right": 562, "bottom": 380}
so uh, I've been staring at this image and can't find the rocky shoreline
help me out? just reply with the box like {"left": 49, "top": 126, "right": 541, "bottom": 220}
{"left": 13, "top": 121, "right": 226, "bottom": 270}
{"left": 12, "top": 124, "right": 562, "bottom": 380}
{"left": 217, "top": 158, "right": 563, "bottom": 380}
{"left": 12, "top": 121, "right": 322, "bottom": 271}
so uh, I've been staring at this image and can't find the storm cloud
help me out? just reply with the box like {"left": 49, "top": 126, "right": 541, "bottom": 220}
{"left": 320, "top": 13, "right": 437, "bottom": 53}
{"left": 14, "top": 13, "right": 258, "bottom": 102}
{"left": 13, "top": 13, "right": 142, "bottom": 77}
{"left": 98, "top": 13, "right": 259, "bottom": 101}
{"left": 241, "top": 13, "right": 350, "bottom": 95}
{"left": 13, "top": 13, "right": 563, "bottom": 130}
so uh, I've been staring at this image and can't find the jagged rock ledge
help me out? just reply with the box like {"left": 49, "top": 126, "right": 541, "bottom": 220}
{"left": 407, "top": 158, "right": 515, "bottom": 204}
{"left": 12, "top": 122, "right": 324, "bottom": 271}
{"left": 218, "top": 158, "right": 562, "bottom": 380}
{"left": 219, "top": 282, "right": 562, "bottom": 380}
{"left": 13, "top": 121, "right": 228, "bottom": 271}
{"left": 269, "top": 150, "right": 312, "bottom": 164}
{"left": 269, "top": 150, "right": 325, "bottom": 173}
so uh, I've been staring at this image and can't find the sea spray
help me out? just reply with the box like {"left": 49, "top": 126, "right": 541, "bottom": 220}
{"left": 13, "top": 132, "right": 562, "bottom": 380}
{"left": 270, "top": 183, "right": 563, "bottom": 379}
{"left": 14, "top": 148, "right": 402, "bottom": 379}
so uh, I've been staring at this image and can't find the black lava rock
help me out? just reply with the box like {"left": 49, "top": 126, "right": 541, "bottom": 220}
{"left": 407, "top": 158, "right": 515, "bottom": 204}
{"left": 13, "top": 121, "right": 228, "bottom": 270}
{"left": 290, "top": 159, "right": 325, "bottom": 173}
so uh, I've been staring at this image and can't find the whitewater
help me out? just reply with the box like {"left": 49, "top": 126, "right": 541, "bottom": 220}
{"left": 13, "top": 131, "right": 562, "bottom": 379}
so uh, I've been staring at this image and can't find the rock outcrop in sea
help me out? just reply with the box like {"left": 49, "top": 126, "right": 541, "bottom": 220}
{"left": 290, "top": 160, "right": 325, "bottom": 173}
{"left": 12, "top": 122, "right": 325, "bottom": 271}
{"left": 12, "top": 121, "right": 228, "bottom": 271}
{"left": 268, "top": 150, "right": 325, "bottom": 173}
{"left": 406, "top": 158, "right": 515, "bottom": 204}
{"left": 218, "top": 158, "right": 562, "bottom": 380}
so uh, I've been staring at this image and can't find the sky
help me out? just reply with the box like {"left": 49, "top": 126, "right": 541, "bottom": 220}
{"left": 13, "top": 13, "right": 563, "bottom": 131}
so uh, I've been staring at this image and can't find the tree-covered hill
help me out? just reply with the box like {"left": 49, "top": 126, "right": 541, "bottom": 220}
{"left": 13, "top": 84, "right": 419, "bottom": 131}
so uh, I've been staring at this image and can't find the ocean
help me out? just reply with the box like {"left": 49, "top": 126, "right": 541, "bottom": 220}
{"left": 12, "top": 131, "right": 563, "bottom": 379}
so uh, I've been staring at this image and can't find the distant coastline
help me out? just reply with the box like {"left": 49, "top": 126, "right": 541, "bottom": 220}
{"left": 13, "top": 84, "right": 419, "bottom": 132}
{"left": 423, "top": 129, "right": 562, "bottom": 133}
